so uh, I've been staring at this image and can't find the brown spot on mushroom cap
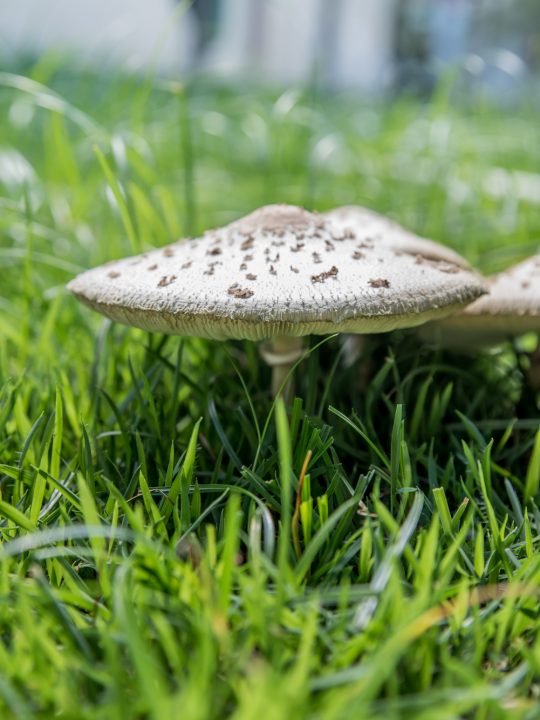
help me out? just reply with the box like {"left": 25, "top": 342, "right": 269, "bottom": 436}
{"left": 437, "top": 264, "right": 460, "bottom": 274}
{"left": 369, "top": 278, "right": 390, "bottom": 288}
{"left": 158, "top": 275, "right": 177, "bottom": 287}
{"left": 414, "top": 255, "right": 461, "bottom": 274}
{"left": 207, "top": 247, "right": 222, "bottom": 256}
{"left": 147, "top": 264, "right": 158, "bottom": 271}
{"left": 311, "top": 266, "right": 339, "bottom": 283}
{"left": 107, "top": 271, "right": 121, "bottom": 279}
{"left": 163, "top": 247, "right": 174, "bottom": 257}
{"left": 246, "top": 273, "right": 257, "bottom": 281}
{"left": 240, "top": 237, "right": 254, "bottom": 251}
{"left": 228, "top": 284, "right": 254, "bottom": 299}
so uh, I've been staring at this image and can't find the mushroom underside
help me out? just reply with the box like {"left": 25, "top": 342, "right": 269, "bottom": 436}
{"left": 73, "top": 292, "right": 484, "bottom": 342}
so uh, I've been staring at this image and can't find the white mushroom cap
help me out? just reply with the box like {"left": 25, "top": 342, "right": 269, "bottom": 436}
{"left": 325, "top": 205, "right": 470, "bottom": 269}
{"left": 419, "top": 255, "right": 540, "bottom": 347}
{"left": 68, "top": 204, "right": 486, "bottom": 342}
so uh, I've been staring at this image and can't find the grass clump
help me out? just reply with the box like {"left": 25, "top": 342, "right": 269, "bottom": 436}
{"left": 0, "top": 59, "right": 540, "bottom": 718}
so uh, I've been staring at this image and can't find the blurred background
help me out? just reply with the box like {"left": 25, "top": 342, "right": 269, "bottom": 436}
{"left": 1, "top": 0, "right": 539, "bottom": 98}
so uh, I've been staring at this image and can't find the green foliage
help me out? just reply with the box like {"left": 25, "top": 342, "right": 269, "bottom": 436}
{"left": 0, "top": 59, "right": 539, "bottom": 718}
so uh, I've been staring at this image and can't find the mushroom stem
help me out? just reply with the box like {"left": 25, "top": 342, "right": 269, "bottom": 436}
{"left": 259, "top": 336, "right": 305, "bottom": 400}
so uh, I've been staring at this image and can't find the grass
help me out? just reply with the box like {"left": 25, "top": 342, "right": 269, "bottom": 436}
{"left": 1, "top": 56, "right": 540, "bottom": 718}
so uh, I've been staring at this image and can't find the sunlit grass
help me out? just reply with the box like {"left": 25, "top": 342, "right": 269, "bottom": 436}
{"left": 0, "top": 58, "right": 539, "bottom": 718}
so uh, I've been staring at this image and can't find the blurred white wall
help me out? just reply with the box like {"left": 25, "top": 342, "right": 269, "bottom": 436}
{"left": 0, "top": 0, "right": 197, "bottom": 73}
{"left": 204, "top": 0, "right": 396, "bottom": 91}
{"left": 331, "top": 0, "right": 397, "bottom": 90}
{"left": 201, "top": 0, "right": 258, "bottom": 76}
{"left": 260, "top": 0, "right": 324, "bottom": 84}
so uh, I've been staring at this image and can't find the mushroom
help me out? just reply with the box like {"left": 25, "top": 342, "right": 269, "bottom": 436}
{"left": 68, "top": 204, "right": 487, "bottom": 397}
{"left": 418, "top": 255, "right": 540, "bottom": 350}
{"left": 325, "top": 205, "right": 470, "bottom": 268}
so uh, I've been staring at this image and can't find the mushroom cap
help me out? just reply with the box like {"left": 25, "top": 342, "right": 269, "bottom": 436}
{"left": 325, "top": 205, "right": 470, "bottom": 269}
{"left": 68, "top": 204, "right": 487, "bottom": 342}
{"left": 419, "top": 255, "right": 540, "bottom": 348}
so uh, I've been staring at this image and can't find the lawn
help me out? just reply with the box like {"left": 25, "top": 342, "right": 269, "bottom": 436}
{"left": 1, "top": 59, "right": 540, "bottom": 719}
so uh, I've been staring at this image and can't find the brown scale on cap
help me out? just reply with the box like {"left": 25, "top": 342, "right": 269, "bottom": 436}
{"left": 204, "top": 260, "right": 221, "bottom": 276}
{"left": 246, "top": 273, "right": 257, "bottom": 281}
{"left": 207, "top": 247, "right": 222, "bottom": 256}
{"left": 107, "top": 271, "right": 121, "bottom": 279}
{"left": 312, "top": 266, "right": 339, "bottom": 284}
{"left": 181, "top": 261, "right": 192, "bottom": 269}
{"left": 312, "top": 252, "right": 322, "bottom": 264}
{"left": 414, "top": 255, "right": 461, "bottom": 274}
{"left": 352, "top": 251, "right": 364, "bottom": 260}
{"left": 163, "top": 248, "right": 174, "bottom": 257}
{"left": 240, "top": 263, "right": 248, "bottom": 271}
{"left": 369, "top": 278, "right": 390, "bottom": 288}
{"left": 158, "top": 275, "right": 177, "bottom": 287}
{"left": 147, "top": 264, "right": 158, "bottom": 271}
{"left": 204, "top": 261, "right": 221, "bottom": 276}
{"left": 228, "top": 284, "right": 254, "bottom": 299}
{"left": 437, "top": 264, "right": 460, "bottom": 274}
{"left": 240, "top": 237, "right": 254, "bottom": 251}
